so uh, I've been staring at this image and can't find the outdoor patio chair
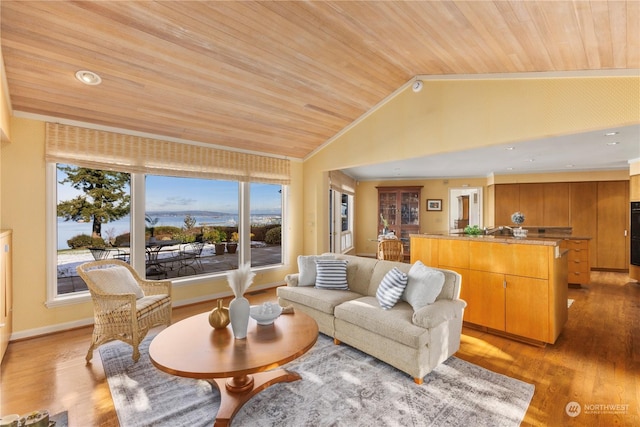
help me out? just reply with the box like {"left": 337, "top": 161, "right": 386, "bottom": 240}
{"left": 77, "top": 259, "right": 172, "bottom": 362}
{"left": 178, "top": 241, "right": 205, "bottom": 273}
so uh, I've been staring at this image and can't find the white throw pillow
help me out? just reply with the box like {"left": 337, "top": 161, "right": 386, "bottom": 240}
{"left": 402, "top": 261, "right": 445, "bottom": 311}
{"left": 85, "top": 265, "right": 145, "bottom": 299}
{"left": 297, "top": 255, "right": 335, "bottom": 286}
{"left": 315, "top": 259, "right": 349, "bottom": 290}
{"left": 376, "top": 267, "right": 408, "bottom": 310}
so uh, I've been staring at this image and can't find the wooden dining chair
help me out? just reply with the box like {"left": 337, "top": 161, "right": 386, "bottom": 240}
{"left": 377, "top": 239, "right": 404, "bottom": 262}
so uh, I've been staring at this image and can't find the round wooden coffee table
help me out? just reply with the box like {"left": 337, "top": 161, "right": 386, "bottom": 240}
{"left": 149, "top": 310, "right": 318, "bottom": 426}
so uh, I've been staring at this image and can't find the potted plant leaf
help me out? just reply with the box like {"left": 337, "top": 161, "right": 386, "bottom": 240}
{"left": 205, "top": 228, "right": 226, "bottom": 255}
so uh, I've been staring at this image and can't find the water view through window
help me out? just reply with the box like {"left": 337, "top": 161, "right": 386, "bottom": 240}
{"left": 55, "top": 165, "right": 283, "bottom": 295}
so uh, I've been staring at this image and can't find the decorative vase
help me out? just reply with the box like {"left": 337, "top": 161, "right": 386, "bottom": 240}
{"left": 229, "top": 296, "right": 250, "bottom": 339}
{"left": 208, "top": 299, "right": 230, "bottom": 329}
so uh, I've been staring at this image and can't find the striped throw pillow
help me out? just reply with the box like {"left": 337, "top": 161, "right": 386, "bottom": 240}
{"left": 376, "top": 267, "right": 409, "bottom": 309}
{"left": 315, "top": 259, "right": 349, "bottom": 290}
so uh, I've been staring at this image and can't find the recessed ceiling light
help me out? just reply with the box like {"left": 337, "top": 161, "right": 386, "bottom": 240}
{"left": 524, "top": 158, "right": 535, "bottom": 162}
{"left": 604, "top": 131, "right": 619, "bottom": 136}
{"left": 566, "top": 164, "right": 574, "bottom": 168}
{"left": 606, "top": 141, "right": 620, "bottom": 146}
{"left": 506, "top": 167, "right": 514, "bottom": 171}
{"left": 504, "top": 147, "right": 515, "bottom": 151}
{"left": 75, "top": 70, "right": 102, "bottom": 85}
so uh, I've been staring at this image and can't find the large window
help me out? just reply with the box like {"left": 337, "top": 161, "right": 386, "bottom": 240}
{"left": 55, "top": 164, "right": 131, "bottom": 295}
{"left": 51, "top": 164, "right": 284, "bottom": 300}
{"left": 250, "top": 183, "right": 283, "bottom": 267}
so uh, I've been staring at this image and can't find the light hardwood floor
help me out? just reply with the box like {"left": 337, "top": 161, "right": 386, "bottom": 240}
{"left": 1, "top": 272, "right": 638, "bottom": 426}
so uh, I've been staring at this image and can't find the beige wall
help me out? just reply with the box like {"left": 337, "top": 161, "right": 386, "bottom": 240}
{"left": 1, "top": 47, "right": 11, "bottom": 223}
{"left": 304, "top": 76, "right": 639, "bottom": 255}
{"left": 0, "top": 47, "right": 11, "bottom": 144}
{"left": 1, "top": 75, "right": 638, "bottom": 336}
{"left": 1, "top": 117, "right": 303, "bottom": 336}
{"left": 354, "top": 177, "right": 489, "bottom": 256}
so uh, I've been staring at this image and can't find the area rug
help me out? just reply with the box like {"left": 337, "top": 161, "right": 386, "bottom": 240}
{"left": 100, "top": 334, "right": 534, "bottom": 427}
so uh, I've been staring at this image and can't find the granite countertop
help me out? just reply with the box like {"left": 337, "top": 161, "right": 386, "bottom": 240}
{"left": 525, "top": 233, "right": 592, "bottom": 240}
{"left": 411, "top": 233, "right": 562, "bottom": 246}
{"left": 426, "top": 227, "right": 592, "bottom": 242}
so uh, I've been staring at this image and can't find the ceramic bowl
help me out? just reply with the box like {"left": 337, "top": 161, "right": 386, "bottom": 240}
{"left": 250, "top": 303, "right": 283, "bottom": 325}
{"left": 512, "top": 228, "right": 528, "bottom": 238}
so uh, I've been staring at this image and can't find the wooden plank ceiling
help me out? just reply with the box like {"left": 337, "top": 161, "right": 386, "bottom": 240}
{"left": 1, "top": 1, "right": 638, "bottom": 159}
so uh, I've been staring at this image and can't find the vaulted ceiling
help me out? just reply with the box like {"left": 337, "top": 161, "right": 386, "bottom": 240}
{"left": 1, "top": 1, "right": 639, "bottom": 164}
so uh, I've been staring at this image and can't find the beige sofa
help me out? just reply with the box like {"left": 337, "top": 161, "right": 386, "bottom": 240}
{"left": 277, "top": 254, "right": 466, "bottom": 384}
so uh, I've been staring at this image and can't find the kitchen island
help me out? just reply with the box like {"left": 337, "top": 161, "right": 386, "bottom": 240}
{"left": 411, "top": 233, "right": 568, "bottom": 345}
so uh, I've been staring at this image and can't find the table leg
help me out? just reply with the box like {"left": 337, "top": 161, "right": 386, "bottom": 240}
{"left": 210, "top": 369, "right": 301, "bottom": 427}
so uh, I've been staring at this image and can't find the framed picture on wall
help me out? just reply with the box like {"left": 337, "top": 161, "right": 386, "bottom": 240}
{"left": 426, "top": 199, "right": 442, "bottom": 211}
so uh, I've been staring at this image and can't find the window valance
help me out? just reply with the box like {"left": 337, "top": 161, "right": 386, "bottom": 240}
{"left": 45, "top": 123, "right": 290, "bottom": 185}
{"left": 329, "top": 170, "right": 356, "bottom": 195}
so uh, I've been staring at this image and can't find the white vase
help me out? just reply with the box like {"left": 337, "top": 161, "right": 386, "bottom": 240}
{"left": 229, "top": 296, "right": 250, "bottom": 339}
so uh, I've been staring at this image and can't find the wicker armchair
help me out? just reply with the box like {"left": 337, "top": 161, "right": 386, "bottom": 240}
{"left": 77, "top": 259, "right": 172, "bottom": 363}
{"left": 377, "top": 239, "right": 405, "bottom": 262}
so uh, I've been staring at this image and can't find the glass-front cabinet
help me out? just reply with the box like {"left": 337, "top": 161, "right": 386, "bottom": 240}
{"left": 377, "top": 186, "right": 422, "bottom": 259}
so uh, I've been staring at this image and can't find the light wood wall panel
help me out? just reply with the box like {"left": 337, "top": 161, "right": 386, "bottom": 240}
{"left": 570, "top": 182, "right": 598, "bottom": 267}
{"left": 543, "top": 183, "right": 570, "bottom": 226}
{"left": 596, "top": 181, "right": 629, "bottom": 269}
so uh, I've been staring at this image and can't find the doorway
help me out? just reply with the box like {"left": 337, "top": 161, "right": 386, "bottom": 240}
{"left": 449, "top": 187, "right": 482, "bottom": 231}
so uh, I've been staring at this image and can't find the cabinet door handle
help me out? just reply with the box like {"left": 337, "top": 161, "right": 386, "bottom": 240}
{"left": 503, "top": 279, "right": 507, "bottom": 289}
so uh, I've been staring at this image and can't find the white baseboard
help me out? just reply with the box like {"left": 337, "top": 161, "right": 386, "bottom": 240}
{"left": 10, "top": 281, "right": 283, "bottom": 341}
{"left": 10, "top": 317, "right": 95, "bottom": 341}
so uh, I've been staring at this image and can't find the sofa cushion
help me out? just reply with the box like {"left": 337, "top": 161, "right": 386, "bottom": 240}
{"left": 335, "top": 296, "right": 429, "bottom": 348}
{"left": 402, "top": 261, "right": 446, "bottom": 311}
{"left": 376, "top": 267, "right": 408, "bottom": 309}
{"left": 85, "top": 265, "right": 145, "bottom": 299}
{"left": 315, "top": 259, "right": 349, "bottom": 290}
{"left": 297, "top": 255, "right": 335, "bottom": 286}
{"left": 277, "top": 286, "right": 361, "bottom": 315}
{"left": 368, "top": 260, "right": 411, "bottom": 296}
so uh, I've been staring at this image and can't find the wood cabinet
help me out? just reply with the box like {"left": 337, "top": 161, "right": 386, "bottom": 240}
{"left": 377, "top": 186, "right": 422, "bottom": 259}
{"left": 495, "top": 180, "right": 629, "bottom": 270}
{"left": 411, "top": 234, "right": 568, "bottom": 345}
{"left": 569, "top": 182, "right": 598, "bottom": 268}
{"left": 495, "top": 184, "right": 520, "bottom": 225}
{"left": 631, "top": 174, "right": 640, "bottom": 281}
{"left": 1, "top": 230, "right": 12, "bottom": 363}
{"left": 560, "top": 239, "right": 591, "bottom": 286}
{"left": 597, "top": 181, "right": 629, "bottom": 269}
{"left": 495, "top": 183, "right": 569, "bottom": 226}
{"left": 519, "top": 183, "right": 545, "bottom": 225}
{"left": 543, "top": 183, "right": 570, "bottom": 226}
